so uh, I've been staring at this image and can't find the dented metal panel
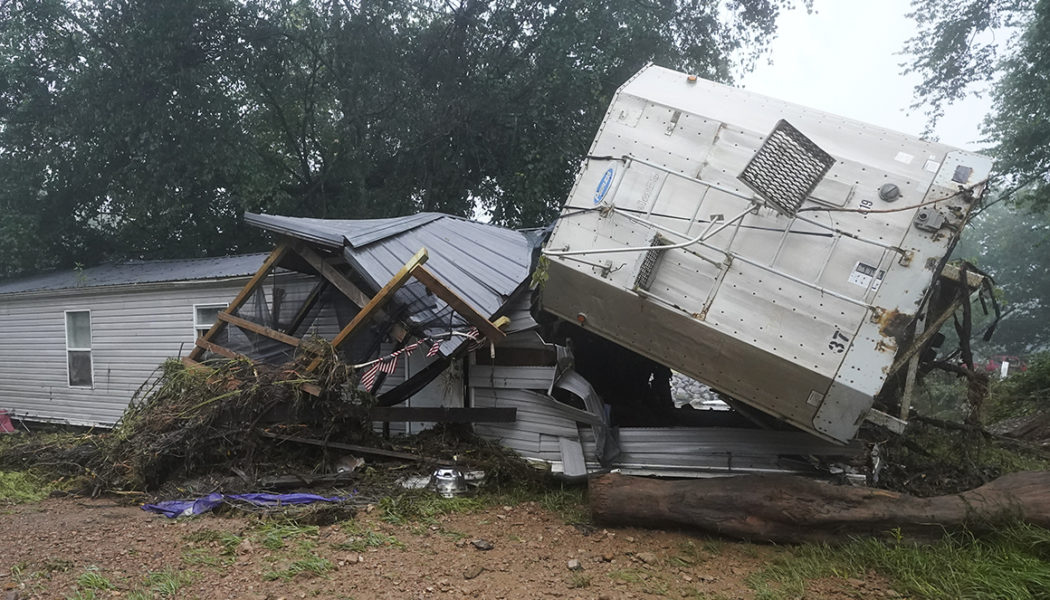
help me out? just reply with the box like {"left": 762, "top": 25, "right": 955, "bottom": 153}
{"left": 542, "top": 65, "right": 993, "bottom": 443}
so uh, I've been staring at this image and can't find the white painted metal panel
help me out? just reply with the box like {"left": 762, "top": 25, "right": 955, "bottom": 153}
{"left": 543, "top": 65, "right": 993, "bottom": 443}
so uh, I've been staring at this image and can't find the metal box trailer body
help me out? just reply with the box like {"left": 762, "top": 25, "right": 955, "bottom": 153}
{"left": 541, "top": 65, "right": 992, "bottom": 443}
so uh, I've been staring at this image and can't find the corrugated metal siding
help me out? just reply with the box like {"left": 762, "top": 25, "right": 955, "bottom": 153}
{"left": 472, "top": 388, "right": 581, "bottom": 461}
{"left": 0, "top": 280, "right": 249, "bottom": 426}
{"left": 578, "top": 427, "right": 861, "bottom": 473}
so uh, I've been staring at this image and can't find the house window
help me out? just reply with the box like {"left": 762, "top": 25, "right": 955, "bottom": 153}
{"left": 194, "top": 303, "right": 229, "bottom": 341}
{"left": 65, "top": 310, "right": 93, "bottom": 387}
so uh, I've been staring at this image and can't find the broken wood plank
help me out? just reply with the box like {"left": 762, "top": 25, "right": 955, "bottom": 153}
{"left": 181, "top": 357, "right": 209, "bottom": 370}
{"left": 887, "top": 294, "right": 966, "bottom": 377}
{"left": 218, "top": 312, "right": 302, "bottom": 348}
{"left": 369, "top": 407, "right": 516, "bottom": 423}
{"left": 258, "top": 473, "right": 358, "bottom": 489}
{"left": 189, "top": 243, "right": 290, "bottom": 361}
{"left": 306, "top": 248, "right": 429, "bottom": 372}
{"left": 589, "top": 471, "right": 1050, "bottom": 544}
{"left": 258, "top": 430, "right": 433, "bottom": 462}
{"left": 298, "top": 383, "right": 322, "bottom": 397}
{"left": 411, "top": 265, "right": 507, "bottom": 343}
{"left": 941, "top": 263, "right": 985, "bottom": 289}
{"left": 194, "top": 338, "right": 245, "bottom": 360}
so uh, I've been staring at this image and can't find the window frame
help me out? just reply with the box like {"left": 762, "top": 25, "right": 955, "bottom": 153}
{"left": 64, "top": 309, "right": 93, "bottom": 389}
{"left": 193, "top": 302, "right": 229, "bottom": 341}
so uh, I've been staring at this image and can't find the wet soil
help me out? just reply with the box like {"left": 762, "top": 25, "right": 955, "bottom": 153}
{"left": 0, "top": 496, "right": 895, "bottom": 600}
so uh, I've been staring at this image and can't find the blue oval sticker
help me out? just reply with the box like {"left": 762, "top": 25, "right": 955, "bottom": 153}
{"left": 593, "top": 167, "right": 615, "bottom": 206}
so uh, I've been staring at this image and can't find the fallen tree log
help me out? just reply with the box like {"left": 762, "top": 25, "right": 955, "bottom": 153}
{"left": 589, "top": 471, "right": 1050, "bottom": 544}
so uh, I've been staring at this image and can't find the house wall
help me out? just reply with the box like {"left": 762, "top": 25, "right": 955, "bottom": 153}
{"left": 0, "top": 279, "right": 249, "bottom": 426}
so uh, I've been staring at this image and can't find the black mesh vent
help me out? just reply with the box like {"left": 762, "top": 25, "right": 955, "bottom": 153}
{"left": 739, "top": 120, "right": 835, "bottom": 217}
{"left": 634, "top": 235, "right": 670, "bottom": 291}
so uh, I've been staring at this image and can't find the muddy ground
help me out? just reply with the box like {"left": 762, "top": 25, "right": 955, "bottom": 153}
{"left": 0, "top": 495, "right": 897, "bottom": 600}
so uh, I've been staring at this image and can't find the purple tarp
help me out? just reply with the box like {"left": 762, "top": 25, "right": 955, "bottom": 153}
{"left": 142, "top": 493, "right": 347, "bottom": 518}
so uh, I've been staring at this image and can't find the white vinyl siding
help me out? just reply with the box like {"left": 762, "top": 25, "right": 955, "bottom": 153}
{"left": 0, "top": 281, "right": 249, "bottom": 426}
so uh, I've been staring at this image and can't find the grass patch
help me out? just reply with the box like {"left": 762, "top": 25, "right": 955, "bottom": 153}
{"left": 263, "top": 543, "right": 335, "bottom": 581}
{"left": 184, "top": 529, "right": 242, "bottom": 554}
{"left": 253, "top": 521, "right": 319, "bottom": 550}
{"left": 76, "top": 568, "right": 113, "bottom": 591}
{"left": 747, "top": 523, "right": 1050, "bottom": 600}
{"left": 0, "top": 470, "right": 54, "bottom": 504}
{"left": 608, "top": 568, "right": 646, "bottom": 584}
{"left": 536, "top": 486, "right": 589, "bottom": 524}
{"left": 568, "top": 571, "right": 591, "bottom": 588}
{"left": 378, "top": 491, "right": 487, "bottom": 525}
{"left": 333, "top": 527, "right": 404, "bottom": 552}
{"left": 182, "top": 547, "right": 226, "bottom": 567}
{"left": 144, "top": 568, "right": 196, "bottom": 596}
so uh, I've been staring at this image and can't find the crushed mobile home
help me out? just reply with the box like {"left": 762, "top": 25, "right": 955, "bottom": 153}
{"left": 182, "top": 211, "right": 860, "bottom": 477}
{"left": 1, "top": 65, "right": 992, "bottom": 478}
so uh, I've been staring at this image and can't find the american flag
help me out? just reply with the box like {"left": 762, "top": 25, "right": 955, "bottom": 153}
{"left": 378, "top": 354, "right": 399, "bottom": 374}
{"left": 426, "top": 339, "right": 442, "bottom": 357}
{"left": 359, "top": 361, "right": 383, "bottom": 391}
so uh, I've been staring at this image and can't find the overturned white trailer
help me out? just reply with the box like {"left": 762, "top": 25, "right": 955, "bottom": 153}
{"left": 541, "top": 65, "right": 992, "bottom": 444}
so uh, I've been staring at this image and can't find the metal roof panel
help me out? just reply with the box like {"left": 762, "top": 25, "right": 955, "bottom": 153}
{"left": 0, "top": 254, "right": 268, "bottom": 296}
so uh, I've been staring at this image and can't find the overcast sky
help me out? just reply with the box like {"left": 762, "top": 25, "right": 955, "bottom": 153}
{"left": 740, "top": 0, "right": 991, "bottom": 151}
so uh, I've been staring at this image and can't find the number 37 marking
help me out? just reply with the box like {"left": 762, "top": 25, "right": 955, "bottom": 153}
{"left": 828, "top": 330, "right": 850, "bottom": 353}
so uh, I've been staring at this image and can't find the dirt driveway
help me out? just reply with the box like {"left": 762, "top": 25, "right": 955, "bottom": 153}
{"left": 1, "top": 496, "right": 889, "bottom": 600}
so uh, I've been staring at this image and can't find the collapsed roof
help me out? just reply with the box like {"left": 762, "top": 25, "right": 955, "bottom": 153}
{"left": 187, "top": 212, "right": 534, "bottom": 376}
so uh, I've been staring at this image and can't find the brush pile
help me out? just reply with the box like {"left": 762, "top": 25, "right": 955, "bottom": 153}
{"left": 2, "top": 341, "right": 553, "bottom": 499}
{"left": 93, "top": 348, "right": 365, "bottom": 491}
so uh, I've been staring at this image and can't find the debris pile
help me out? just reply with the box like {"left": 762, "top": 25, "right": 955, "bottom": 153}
{"left": 1, "top": 345, "right": 551, "bottom": 502}
{"left": 93, "top": 349, "right": 362, "bottom": 491}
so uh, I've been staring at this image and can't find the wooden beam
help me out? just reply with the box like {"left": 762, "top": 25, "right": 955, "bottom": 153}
{"left": 292, "top": 242, "right": 371, "bottom": 307}
{"left": 291, "top": 242, "right": 407, "bottom": 342}
{"left": 189, "top": 243, "right": 290, "bottom": 361}
{"left": 369, "top": 406, "right": 516, "bottom": 423}
{"left": 218, "top": 312, "right": 302, "bottom": 348}
{"left": 307, "top": 248, "right": 429, "bottom": 371}
{"left": 194, "top": 338, "right": 245, "bottom": 360}
{"left": 411, "top": 265, "right": 507, "bottom": 343}
{"left": 941, "top": 263, "right": 985, "bottom": 289}
{"left": 887, "top": 295, "right": 965, "bottom": 377}
{"left": 258, "top": 430, "right": 432, "bottom": 462}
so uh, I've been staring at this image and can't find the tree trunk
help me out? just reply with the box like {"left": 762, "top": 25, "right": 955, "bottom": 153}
{"left": 589, "top": 471, "right": 1050, "bottom": 544}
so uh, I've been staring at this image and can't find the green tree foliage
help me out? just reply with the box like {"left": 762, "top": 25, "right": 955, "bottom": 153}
{"left": 0, "top": 0, "right": 796, "bottom": 278}
{"left": 905, "top": 1, "right": 1050, "bottom": 353}
{"left": 904, "top": 0, "right": 1049, "bottom": 212}
{"left": 954, "top": 203, "right": 1050, "bottom": 353}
